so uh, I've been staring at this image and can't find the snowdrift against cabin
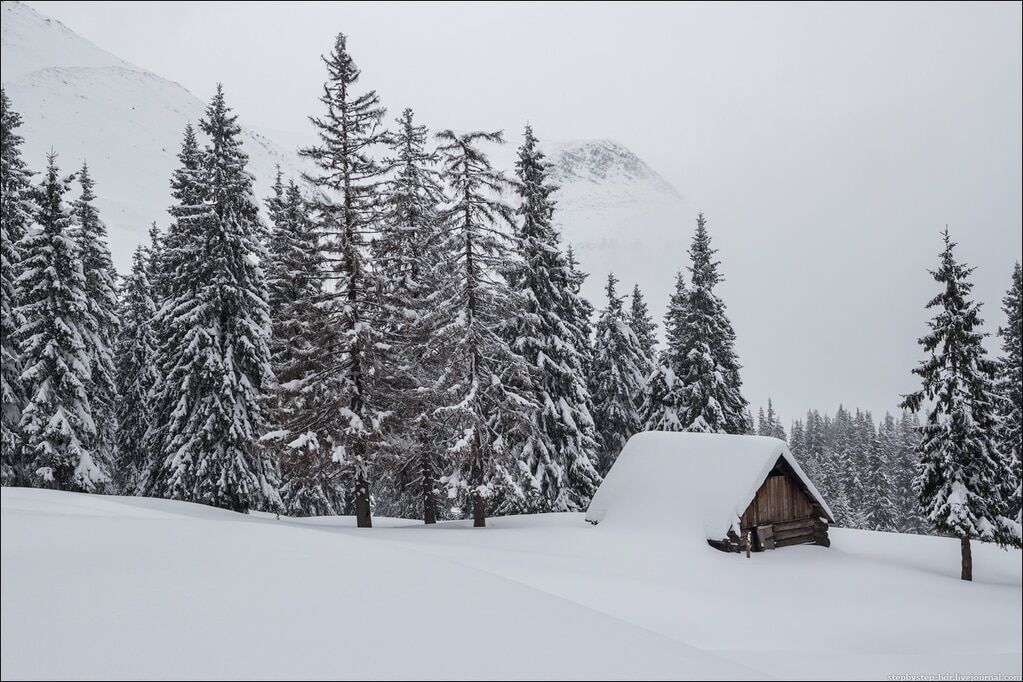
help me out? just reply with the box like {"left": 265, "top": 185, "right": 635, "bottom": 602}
{"left": 585, "top": 432, "right": 834, "bottom": 545}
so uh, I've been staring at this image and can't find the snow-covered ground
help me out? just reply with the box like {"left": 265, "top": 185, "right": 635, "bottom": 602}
{"left": 2, "top": 487, "right": 1019, "bottom": 680}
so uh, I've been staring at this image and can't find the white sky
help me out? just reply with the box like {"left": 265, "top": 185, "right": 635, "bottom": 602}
{"left": 25, "top": 0, "right": 1023, "bottom": 426}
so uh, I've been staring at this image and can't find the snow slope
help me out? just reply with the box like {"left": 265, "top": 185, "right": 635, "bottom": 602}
{"left": 2, "top": 487, "right": 1020, "bottom": 680}
{"left": 1, "top": 0, "right": 306, "bottom": 271}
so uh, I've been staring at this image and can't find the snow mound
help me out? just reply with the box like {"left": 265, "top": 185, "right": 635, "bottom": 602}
{"left": 586, "top": 431, "right": 832, "bottom": 541}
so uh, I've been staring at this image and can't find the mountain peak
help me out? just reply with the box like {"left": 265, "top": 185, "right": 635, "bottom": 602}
{"left": 545, "top": 139, "right": 679, "bottom": 198}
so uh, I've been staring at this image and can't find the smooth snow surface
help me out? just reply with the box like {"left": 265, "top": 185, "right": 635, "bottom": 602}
{"left": 586, "top": 431, "right": 833, "bottom": 540}
{"left": 2, "top": 488, "right": 1020, "bottom": 680}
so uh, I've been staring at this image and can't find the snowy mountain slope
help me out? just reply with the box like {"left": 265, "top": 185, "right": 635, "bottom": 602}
{"left": 1, "top": 1, "right": 306, "bottom": 272}
{"left": 546, "top": 138, "right": 680, "bottom": 204}
{"left": 0, "top": 0, "right": 129, "bottom": 79}
{"left": 2, "top": 487, "right": 1020, "bottom": 680}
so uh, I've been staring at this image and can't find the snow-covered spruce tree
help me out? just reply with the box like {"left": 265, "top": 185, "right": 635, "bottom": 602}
{"left": 996, "top": 262, "right": 1022, "bottom": 540}
{"left": 140, "top": 130, "right": 200, "bottom": 493}
{"left": 589, "top": 274, "right": 646, "bottom": 474}
{"left": 563, "top": 245, "right": 600, "bottom": 449}
{"left": 266, "top": 166, "right": 286, "bottom": 243}
{"left": 743, "top": 408, "right": 756, "bottom": 435}
{"left": 1, "top": 88, "right": 33, "bottom": 484}
{"left": 15, "top": 153, "right": 106, "bottom": 491}
{"left": 895, "top": 410, "right": 925, "bottom": 533}
{"left": 901, "top": 229, "right": 1009, "bottom": 580}
{"left": 629, "top": 284, "right": 657, "bottom": 374}
{"left": 800, "top": 410, "right": 830, "bottom": 501}
{"left": 564, "top": 245, "right": 596, "bottom": 403}
{"left": 676, "top": 213, "right": 749, "bottom": 434}
{"left": 823, "top": 405, "right": 857, "bottom": 526}
{"left": 147, "top": 218, "right": 170, "bottom": 305}
{"left": 789, "top": 418, "right": 804, "bottom": 454}
{"left": 72, "top": 162, "right": 120, "bottom": 483}
{"left": 642, "top": 271, "right": 688, "bottom": 431}
{"left": 373, "top": 107, "right": 446, "bottom": 523}
{"left": 847, "top": 408, "right": 875, "bottom": 521}
{"left": 505, "top": 124, "right": 601, "bottom": 511}
{"left": 756, "top": 399, "right": 786, "bottom": 441}
{"left": 429, "top": 129, "right": 537, "bottom": 527}
{"left": 143, "top": 87, "right": 280, "bottom": 513}
{"left": 771, "top": 403, "right": 787, "bottom": 441}
{"left": 862, "top": 412, "right": 901, "bottom": 533}
{"left": 113, "top": 245, "right": 157, "bottom": 492}
{"left": 299, "top": 34, "right": 391, "bottom": 527}
{"left": 264, "top": 178, "right": 347, "bottom": 517}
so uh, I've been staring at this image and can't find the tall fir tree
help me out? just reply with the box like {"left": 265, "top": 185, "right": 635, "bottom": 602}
{"left": 588, "top": 273, "right": 647, "bottom": 474}
{"left": 374, "top": 107, "right": 446, "bottom": 523}
{"left": 863, "top": 413, "right": 900, "bottom": 532}
{"left": 825, "top": 406, "right": 856, "bottom": 526}
{"left": 802, "top": 410, "right": 832, "bottom": 505}
{"left": 142, "top": 129, "right": 198, "bottom": 489}
{"left": 629, "top": 284, "right": 657, "bottom": 372}
{"left": 15, "top": 153, "right": 106, "bottom": 491}
{"left": 300, "top": 34, "right": 390, "bottom": 528}
{"left": 564, "top": 246, "right": 596, "bottom": 410}
{"left": 506, "top": 124, "right": 601, "bottom": 511}
{"left": 1, "top": 88, "right": 33, "bottom": 483}
{"left": 996, "top": 262, "right": 1022, "bottom": 539}
{"left": 429, "top": 129, "right": 536, "bottom": 527}
{"left": 848, "top": 409, "right": 875, "bottom": 522}
{"left": 891, "top": 411, "right": 922, "bottom": 532}
{"left": 756, "top": 399, "right": 787, "bottom": 441}
{"left": 789, "top": 418, "right": 805, "bottom": 456}
{"left": 144, "top": 87, "right": 280, "bottom": 513}
{"left": 113, "top": 244, "right": 157, "bottom": 491}
{"left": 72, "top": 161, "right": 120, "bottom": 482}
{"left": 901, "top": 229, "right": 1009, "bottom": 579}
{"left": 677, "top": 213, "right": 749, "bottom": 433}
{"left": 264, "top": 178, "right": 347, "bottom": 516}
{"left": 642, "top": 271, "right": 689, "bottom": 431}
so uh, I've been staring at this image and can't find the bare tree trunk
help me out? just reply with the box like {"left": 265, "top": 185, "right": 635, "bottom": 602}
{"left": 961, "top": 536, "right": 972, "bottom": 581}
{"left": 422, "top": 452, "right": 437, "bottom": 525}
{"left": 470, "top": 432, "right": 486, "bottom": 528}
{"left": 355, "top": 468, "right": 372, "bottom": 528}
{"left": 472, "top": 491, "right": 486, "bottom": 528}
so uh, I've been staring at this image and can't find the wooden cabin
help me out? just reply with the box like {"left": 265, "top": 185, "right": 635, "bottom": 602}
{"left": 710, "top": 455, "right": 832, "bottom": 553}
{"left": 584, "top": 431, "right": 834, "bottom": 554}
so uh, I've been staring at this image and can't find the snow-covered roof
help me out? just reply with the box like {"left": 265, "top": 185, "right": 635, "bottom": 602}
{"left": 585, "top": 432, "right": 834, "bottom": 541}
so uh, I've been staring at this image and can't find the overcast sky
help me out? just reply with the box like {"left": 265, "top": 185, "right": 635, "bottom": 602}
{"left": 26, "top": 1, "right": 1023, "bottom": 425}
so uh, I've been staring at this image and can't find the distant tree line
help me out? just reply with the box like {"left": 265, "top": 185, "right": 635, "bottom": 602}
{"left": 753, "top": 403, "right": 925, "bottom": 534}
